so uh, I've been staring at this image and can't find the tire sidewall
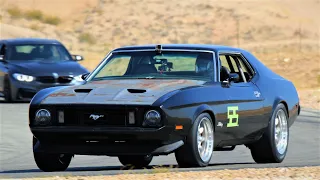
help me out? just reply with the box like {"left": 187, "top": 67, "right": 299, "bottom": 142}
{"left": 189, "top": 112, "right": 214, "bottom": 166}
{"left": 4, "top": 80, "right": 12, "bottom": 102}
{"left": 268, "top": 103, "right": 289, "bottom": 162}
{"left": 33, "top": 137, "right": 72, "bottom": 171}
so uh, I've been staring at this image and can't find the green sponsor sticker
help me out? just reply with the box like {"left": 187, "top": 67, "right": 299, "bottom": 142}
{"left": 227, "top": 106, "right": 239, "bottom": 127}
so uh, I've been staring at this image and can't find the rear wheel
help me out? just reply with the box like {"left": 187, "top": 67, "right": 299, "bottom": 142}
{"left": 175, "top": 113, "right": 214, "bottom": 167}
{"left": 33, "top": 137, "right": 73, "bottom": 172}
{"left": 249, "top": 103, "right": 289, "bottom": 163}
{"left": 118, "top": 155, "right": 153, "bottom": 168}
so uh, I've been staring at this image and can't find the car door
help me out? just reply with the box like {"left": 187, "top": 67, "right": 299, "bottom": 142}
{"left": 218, "top": 53, "right": 265, "bottom": 141}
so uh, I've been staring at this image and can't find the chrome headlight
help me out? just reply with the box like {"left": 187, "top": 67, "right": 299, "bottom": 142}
{"left": 143, "top": 110, "right": 161, "bottom": 127}
{"left": 13, "top": 73, "right": 34, "bottom": 82}
{"left": 34, "top": 109, "right": 51, "bottom": 126}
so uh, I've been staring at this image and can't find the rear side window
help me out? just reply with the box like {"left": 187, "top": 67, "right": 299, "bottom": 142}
{"left": 219, "top": 53, "right": 254, "bottom": 82}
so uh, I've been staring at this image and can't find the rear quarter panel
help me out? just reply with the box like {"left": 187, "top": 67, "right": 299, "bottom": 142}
{"left": 242, "top": 51, "right": 300, "bottom": 127}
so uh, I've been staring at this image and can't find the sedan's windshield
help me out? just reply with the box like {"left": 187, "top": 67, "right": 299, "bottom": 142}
{"left": 91, "top": 51, "right": 215, "bottom": 81}
{"left": 6, "top": 44, "right": 72, "bottom": 61}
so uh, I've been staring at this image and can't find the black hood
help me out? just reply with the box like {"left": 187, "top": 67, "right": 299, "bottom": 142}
{"left": 8, "top": 60, "right": 89, "bottom": 76}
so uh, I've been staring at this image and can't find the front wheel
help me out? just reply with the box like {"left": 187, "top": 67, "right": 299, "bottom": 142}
{"left": 33, "top": 137, "right": 73, "bottom": 172}
{"left": 4, "top": 80, "right": 12, "bottom": 102}
{"left": 118, "top": 155, "right": 153, "bottom": 168}
{"left": 249, "top": 103, "right": 289, "bottom": 163}
{"left": 175, "top": 112, "right": 214, "bottom": 167}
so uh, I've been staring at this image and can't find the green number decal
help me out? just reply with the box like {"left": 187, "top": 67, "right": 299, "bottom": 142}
{"left": 227, "top": 106, "right": 239, "bottom": 127}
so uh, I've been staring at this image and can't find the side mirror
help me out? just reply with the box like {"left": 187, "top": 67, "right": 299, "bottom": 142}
{"left": 0, "top": 55, "right": 4, "bottom": 61}
{"left": 72, "top": 55, "right": 84, "bottom": 61}
{"left": 81, "top": 73, "right": 90, "bottom": 80}
{"left": 229, "top": 73, "right": 240, "bottom": 83}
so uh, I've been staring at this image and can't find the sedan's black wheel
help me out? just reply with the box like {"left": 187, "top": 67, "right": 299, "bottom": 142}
{"left": 4, "top": 80, "right": 12, "bottom": 102}
{"left": 249, "top": 103, "right": 289, "bottom": 163}
{"left": 33, "top": 137, "right": 72, "bottom": 172}
{"left": 175, "top": 112, "right": 214, "bottom": 167}
{"left": 118, "top": 155, "right": 153, "bottom": 168}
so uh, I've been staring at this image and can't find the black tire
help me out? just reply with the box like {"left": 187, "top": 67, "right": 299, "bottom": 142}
{"left": 249, "top": 103, "right": 289, "bottom": 163}
{"left": 4, "top": 80, "right": 12, "bottom": 102}
{"left": 175, "top": 112, "right": 214, "bottom": 167}
{"left": 118, "top": 155, "right": 153, "bottom": 168}
{"left": 33, "top": 137, "right": 73, "bottom": 172}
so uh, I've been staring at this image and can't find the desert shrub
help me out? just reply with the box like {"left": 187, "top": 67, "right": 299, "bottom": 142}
{"left": 79, "top": 33, "right": 96, "bottom": 44}
{"left": 29, "top": 24, "right": 41, "bottom": 31}
{"left": 7, "top": 7, "right": 22, "bottom": 19}
{"left": 25, "top": 10, "right": 43, "bottom": 20}
{"left": 43, "top": 15, "right": 61, "bottom": 25}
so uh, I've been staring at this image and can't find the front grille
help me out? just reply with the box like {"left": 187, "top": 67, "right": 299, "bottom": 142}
{"left": 58, "top": 76, "right": 73, "bottom": 83}
{"left": 37, "top": 76, "right": 55, "bottom": 83}
{"left": 37, "top": 76, "right": 73, "bottom": 84}
{"left": 55, "top": 106, "right": 147, "bottom": 127}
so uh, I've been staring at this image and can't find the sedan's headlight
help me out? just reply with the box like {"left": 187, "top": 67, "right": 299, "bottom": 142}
{"left": 34, "top": 109, "right": 51, "bottom": 126}
{"left": 142, "top": 110, "right": 161, "bottom": 127}
{"left": 13, "top": 73, "right": 34, "bottom": 82}
{"left": 73, "top": 74, "right": 84, "bottom": 82}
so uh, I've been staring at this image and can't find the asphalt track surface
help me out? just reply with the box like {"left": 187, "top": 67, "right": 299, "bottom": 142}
{"left": 0, "top": 102, "right": 319, "bottom": 179}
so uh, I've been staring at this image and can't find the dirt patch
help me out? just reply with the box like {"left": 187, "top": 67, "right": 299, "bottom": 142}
{"left": 21, "top": 166, "right": 320, "bottom": 180}
{"left": 298, "top": 88, "right": 320, "bottom": 109}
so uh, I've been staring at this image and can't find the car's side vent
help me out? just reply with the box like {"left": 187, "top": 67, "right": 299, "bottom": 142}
{"left": 74, "top": 89, "right": 92, "bottom": 93}
{"left": 127, "top": 89, "right": 147, "bottom": 93}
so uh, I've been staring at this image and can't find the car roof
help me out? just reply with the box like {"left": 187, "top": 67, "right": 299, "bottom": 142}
{"left": 0, "top": 38, "right": 62, "bottom": 45}
{"left": 113, "top": 44, "right": 246, "bottom": 52}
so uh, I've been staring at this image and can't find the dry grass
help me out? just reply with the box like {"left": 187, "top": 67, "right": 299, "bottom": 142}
{"left": 78, "top": 32, "right": 96, "bottom": 44}
{"left": 6, "top": 6, "right": 23, "bottom": 19}
{"left": 20, "top": 166, "right": 320, "bottom": 180}
{"left": 25, "top": 10, "right": 43, "bottom": 21}
{"left": 43, "top": 15, "right": 61, "bottom": 25}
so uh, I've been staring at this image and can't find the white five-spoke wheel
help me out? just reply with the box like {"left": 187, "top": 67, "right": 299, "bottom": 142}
{"left": 197, "top": 117, "right": 214, "bottom": 163}
{"left": 175, "top": 113, "right": 214, "bottom": 167}
{"left": 274, "top": 109, "right": 288, "bottom": 155}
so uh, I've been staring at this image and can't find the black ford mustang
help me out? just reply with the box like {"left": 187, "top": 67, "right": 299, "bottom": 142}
{"left": 29, "top": 44, "right": 300, "bottom": 172}
{"left": 0, "top": 38, "right": 89, "bottom": 102}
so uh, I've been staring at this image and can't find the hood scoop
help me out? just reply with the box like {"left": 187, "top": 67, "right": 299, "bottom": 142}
{"left": 74, "top": 89, "right": 93, "bottom": 93}
{"left": 127, "top": 89, "right": 147, "bottom": 93}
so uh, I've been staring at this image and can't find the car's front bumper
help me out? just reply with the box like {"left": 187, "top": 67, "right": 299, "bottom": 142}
{"left": 31, "top": 126, "right": 185, "bottom": 156}
{"left": 10, "top": 78, "right": 83, "bottom": 101}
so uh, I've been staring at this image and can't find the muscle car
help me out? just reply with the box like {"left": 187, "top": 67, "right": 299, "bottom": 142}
{"left": 0, "top": 38, "right": 89, "bottom": 102}
{"left": 29, "top": 44, "right": 300, "bottom": 172}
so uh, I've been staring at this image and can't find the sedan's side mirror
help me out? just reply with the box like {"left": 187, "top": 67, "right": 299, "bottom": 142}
{"left": 72, "top": 55, "right": 84, "bottom": 61}
{"left": 229, "top": 73, "right": 240, "bottom": 83}
{"left": 0, "top": 55, "right": 4, "bottom": 61}
{"left": 81, "top": 73, "right": 90, "bottom": 80}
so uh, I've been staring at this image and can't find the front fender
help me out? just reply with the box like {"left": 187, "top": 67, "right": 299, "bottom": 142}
{"left": 192, "top": 104, "right": 215, "bottom": 125}
{"left": 30, "top": 86, "right": 69, "bottom": 106}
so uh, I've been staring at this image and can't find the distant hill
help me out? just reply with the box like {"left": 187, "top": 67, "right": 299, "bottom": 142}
{"left": 0, "top": 0, "right": 319, "bottom": 90}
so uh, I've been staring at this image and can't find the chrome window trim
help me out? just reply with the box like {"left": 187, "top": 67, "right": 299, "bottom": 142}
{"left": 86, "top": 49, "right": 218, "bottom": 82}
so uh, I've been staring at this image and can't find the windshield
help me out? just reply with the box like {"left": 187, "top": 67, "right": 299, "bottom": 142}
{"left": 90, "top": 51, "right": 215, "bottom": 81}
{"left": 6, "top": 44, "right": 72, "bottom": 61}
